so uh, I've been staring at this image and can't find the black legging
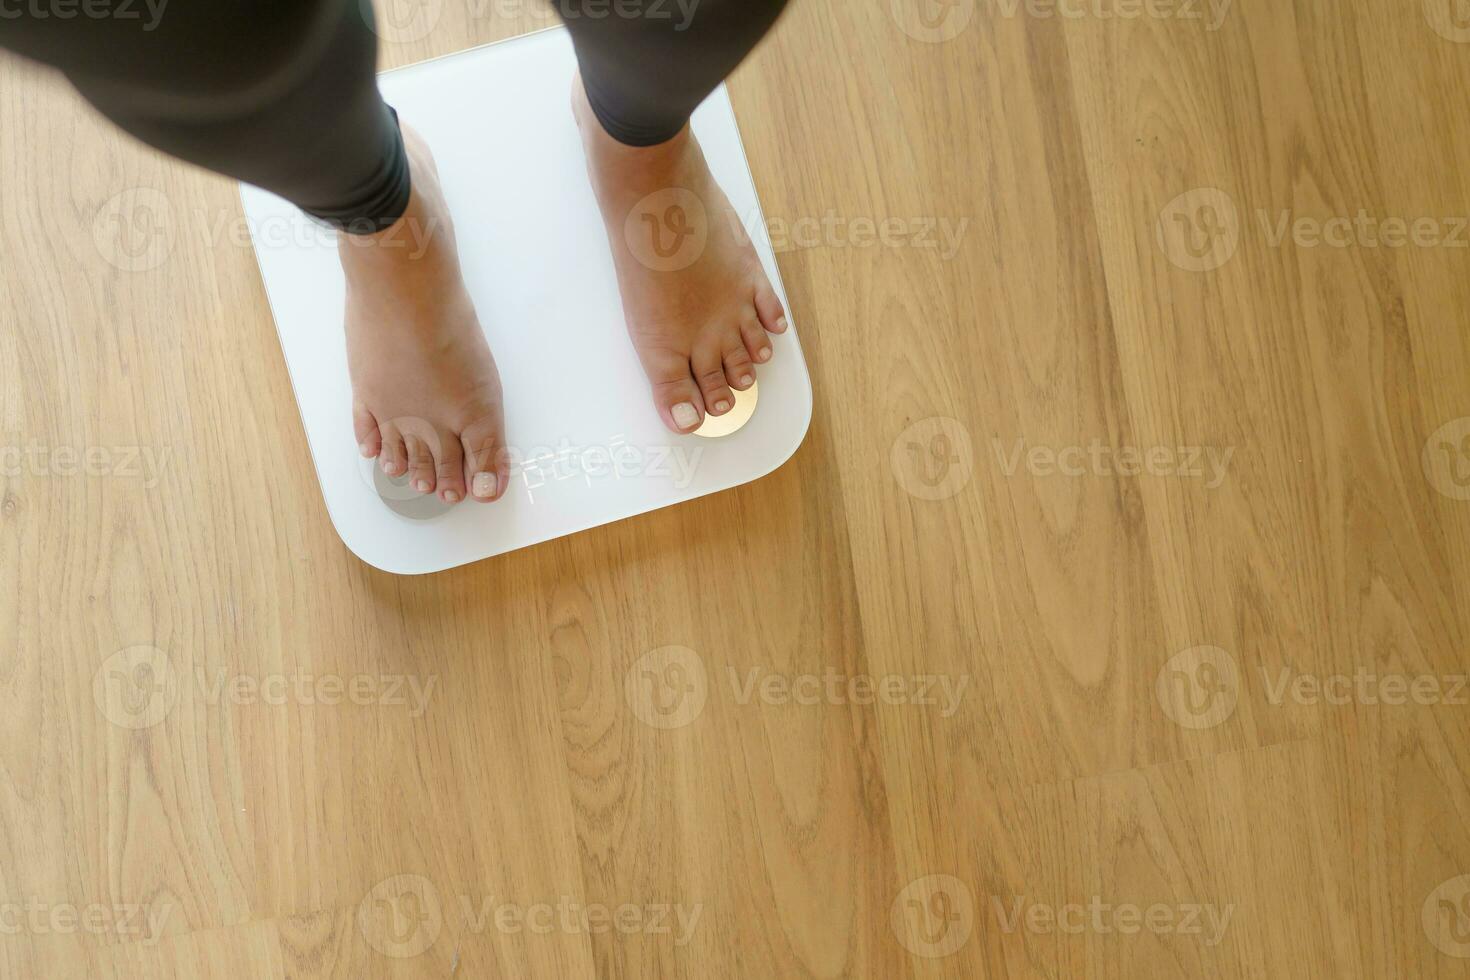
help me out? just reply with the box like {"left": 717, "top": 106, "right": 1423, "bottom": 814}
{"left": 0, "top": 0, "right": 790, "bottom": 231}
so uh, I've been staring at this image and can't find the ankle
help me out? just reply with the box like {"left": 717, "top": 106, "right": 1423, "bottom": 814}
{"left": 338, "top": 200, "right": 449, "bottom": 275}
{"left": 582, "top": 129, "right": 699, "bottom": 211}
{"left": 573, "top": 72, "right": 692, "bottom": 165}
{"left": 593, "top": 124, "right": 691, "bottom": 166}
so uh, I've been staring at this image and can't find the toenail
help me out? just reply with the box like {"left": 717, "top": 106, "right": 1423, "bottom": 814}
{"left": 775, "top": 317, "right": 789, "bottom": 332}
{"left": 672, "top": 402, "right": 700, "bottom": 430}
{"left": 715, "top": 399, "right": 731, "bottom": 413}
{"left": 415, "top": 479, "right": 431, "bottom": 493}
{"left": 740, "top": 374, "right": 753, "bottom": 387}
{"left": 757, "top": 348, "right": 772, "bottom": 362}
{"left": 473, "top": 472, "right": 496, "bottom": 498}
{"left": 359, "top": 442, "right": 376, "bottom": 458}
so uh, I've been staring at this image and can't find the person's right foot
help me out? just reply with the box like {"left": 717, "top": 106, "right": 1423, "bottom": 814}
{"left": 340, "top": 122, "right": 509, "bottom": 505}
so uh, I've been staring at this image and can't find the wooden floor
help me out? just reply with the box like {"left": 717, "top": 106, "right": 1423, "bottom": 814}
{"left": 4, "top": 0, "right": 1470, "bottom": 976}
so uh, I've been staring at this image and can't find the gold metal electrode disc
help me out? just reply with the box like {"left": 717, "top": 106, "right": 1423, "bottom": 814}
{"left": 693, "top": 379, "right": 758, "bottom": 437}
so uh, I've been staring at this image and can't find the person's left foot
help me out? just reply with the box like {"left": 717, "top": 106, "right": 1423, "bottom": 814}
{"left": 572, "top": 74, "right": 788, "bottom": 435}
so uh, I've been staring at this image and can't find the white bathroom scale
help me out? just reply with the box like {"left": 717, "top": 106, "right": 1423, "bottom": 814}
{"left": 241, "top": 27, "right": 811, "bottom": 575}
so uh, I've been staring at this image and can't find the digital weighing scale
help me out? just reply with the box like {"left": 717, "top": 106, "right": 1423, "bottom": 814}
{"left": 241, "top": 27, "right": 811, "bottom": 575}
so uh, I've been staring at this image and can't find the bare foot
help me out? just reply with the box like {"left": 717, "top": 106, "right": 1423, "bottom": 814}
{"left": 572, "top": 75, "right": 788, "bottom": 434}
{"left": 340, "top": 122, "right": 508, "bottom": 504}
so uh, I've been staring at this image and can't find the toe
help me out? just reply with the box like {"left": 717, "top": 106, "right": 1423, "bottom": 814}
{"left": 754, "top": 285, "right": 788, "bottom": 334}
{"left": 404, "top": 434, "right": 437, "bottom": 495}
{"left": 353, "top": 401, "right": 382, "bottom": 459}
{"left": 644, "top": 348, "right": 705, "bottom": 433}
{"left": 378, "top": 423, "right": 408, "bottom": 477}
{"left": 693, "top": 344, "right": 735, "bottom": 416}
{"left": 433, "top": 429, "right": 466, "bottom": 504}
{"left": 462, "top": 414, "right": 508, "bottom": 502}
{"left": 739, "top": 316, "right": 774, "bottom": 365}
{"left": 723, "top": 344, "right": 756, "bottom": 391}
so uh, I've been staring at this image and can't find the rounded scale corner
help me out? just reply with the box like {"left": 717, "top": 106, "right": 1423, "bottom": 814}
{"left": 746, "top": 368, "right": 815, "bottom": 486}
{"left": 339, "top": 538, "right": 430, "bottom": 577}
{"left": 316, "top": 488, "right": 446, "bottom": 577}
